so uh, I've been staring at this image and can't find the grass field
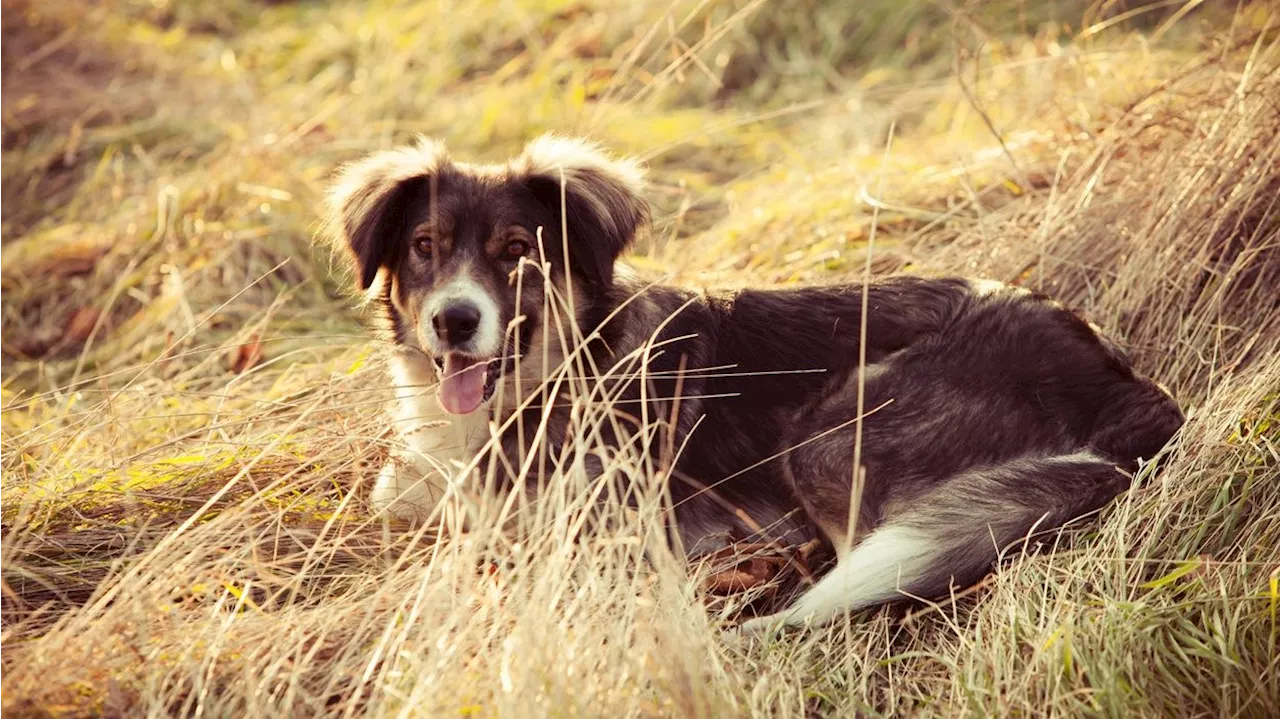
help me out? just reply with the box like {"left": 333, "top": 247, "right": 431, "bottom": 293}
{"left": 2, "top": 0, "right": 1278, "bottom": 716}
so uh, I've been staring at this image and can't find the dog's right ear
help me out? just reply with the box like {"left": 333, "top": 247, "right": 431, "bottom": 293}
{"left": 324, "top": 137, "right": 450, "bottom": 291}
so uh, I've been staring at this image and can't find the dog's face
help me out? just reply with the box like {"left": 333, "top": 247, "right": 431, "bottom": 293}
{"left": 384, "top": 174, "right": 557, "bottom": 415}
{"left": 327, "top": 136, "right": 649, "bottom": 415}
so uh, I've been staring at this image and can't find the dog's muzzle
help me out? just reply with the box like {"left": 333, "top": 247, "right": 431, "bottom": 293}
{"left": 429, "top": 300, "right": 504, "bottom": 415}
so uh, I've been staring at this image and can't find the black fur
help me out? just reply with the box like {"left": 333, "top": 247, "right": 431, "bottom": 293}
{"left": 582, "top": 279, "right": 1185, "bottom": 564}
{"left": 523, "top": 167, "right": 649, "bottom": 290}
{"left": 328, "top": 136, "right": 1185, "bottom": 627}
{"left": 337, "top": 176, "right": 426, "bottom": 289}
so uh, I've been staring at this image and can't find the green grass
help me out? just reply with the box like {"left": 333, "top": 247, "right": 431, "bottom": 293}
{"left": 3, "top": 0, "right": 1278, "bottom": 716}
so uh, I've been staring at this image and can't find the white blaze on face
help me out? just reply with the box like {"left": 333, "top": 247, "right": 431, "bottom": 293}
{"left": 421, "top": 266, "right": 504, "bottom": 415}
{"left": 421, "top": 267, "right": 503, "bottom": 357}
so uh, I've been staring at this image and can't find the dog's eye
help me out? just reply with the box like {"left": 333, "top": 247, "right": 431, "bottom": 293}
{"left": 502, "top": 239, "right": 530, "bottom": 260}
{"left": 414, "top": 236, "right": 434, "bottom": 257}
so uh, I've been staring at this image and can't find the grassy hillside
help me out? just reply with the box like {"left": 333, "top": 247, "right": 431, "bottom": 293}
{"left": 3, "top": 0, "right": 1278, "bottom": 716}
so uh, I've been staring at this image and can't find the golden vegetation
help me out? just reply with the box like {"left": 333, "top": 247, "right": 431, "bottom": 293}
{"left": 2, "top": 0, "right": 1277, "bottom": 716}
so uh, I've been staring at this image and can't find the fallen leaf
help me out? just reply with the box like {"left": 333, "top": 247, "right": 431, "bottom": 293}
{"left": 63, "top": 306, "right": 102, "bottom": 345}
{"left": 702, "top": 553, "right": 787, "bottom": 596}
{"left": 230, "top": 334, "right": 264, "bottom": 374}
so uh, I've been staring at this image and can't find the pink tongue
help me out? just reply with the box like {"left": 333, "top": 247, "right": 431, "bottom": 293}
{"left": 438, "top": 355, "right": 488, "bottom": 415}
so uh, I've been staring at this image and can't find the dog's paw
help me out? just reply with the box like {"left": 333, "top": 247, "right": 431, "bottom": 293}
{"left": 371, "top": 457, "right": 446, "bottom": 523}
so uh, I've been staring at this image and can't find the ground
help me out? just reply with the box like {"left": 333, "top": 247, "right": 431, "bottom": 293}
{"left": 2, "top": 0, "right": 1278, "bottom": 716}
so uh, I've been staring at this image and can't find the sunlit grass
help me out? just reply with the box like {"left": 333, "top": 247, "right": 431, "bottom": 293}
{"left": 3, "top": 0, "right": 1278, "bottom": 716}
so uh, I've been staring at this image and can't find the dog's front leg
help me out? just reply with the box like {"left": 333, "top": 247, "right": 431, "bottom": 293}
{"left": 371, "top": 451, "right": 452, "bottom": 523}
{"left": 373, "top": 352, "right": 491, "bottom": 524}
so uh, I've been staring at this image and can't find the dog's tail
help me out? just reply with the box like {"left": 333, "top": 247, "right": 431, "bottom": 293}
{"left": 740, "top": 450, "right": 1132, "bottom": 633}
{"left": 742, "top": 377, "right": 1185, "bottom": 634}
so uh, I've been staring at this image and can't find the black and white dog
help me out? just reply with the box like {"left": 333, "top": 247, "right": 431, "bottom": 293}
{"left": 325, "top": 135, "right": 1184, "bottom": 631}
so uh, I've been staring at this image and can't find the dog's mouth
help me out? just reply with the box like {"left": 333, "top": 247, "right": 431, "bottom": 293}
{"left": 433, "top": 352, "right": 501, "bottom": 415}
{"left": 432, "top": 322, "right": 529, "bottom": 415}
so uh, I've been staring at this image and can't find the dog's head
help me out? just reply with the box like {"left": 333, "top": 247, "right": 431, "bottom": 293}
{"left": 326, "top": 135, "right": 649, "bottom": 415}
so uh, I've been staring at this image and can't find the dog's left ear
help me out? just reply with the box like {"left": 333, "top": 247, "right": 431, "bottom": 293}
{"left": 514, "top": 135, "right": 650, "bottom": 288}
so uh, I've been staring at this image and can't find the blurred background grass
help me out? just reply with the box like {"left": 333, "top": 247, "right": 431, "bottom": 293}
{"left": 1, "top": 0, "right": 1231, "bottom": 384}
{"left": 3, "top": 1, "right": 1278, "bottom": 717}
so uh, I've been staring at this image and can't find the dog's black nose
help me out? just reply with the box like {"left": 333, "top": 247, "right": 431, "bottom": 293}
{"left": 433, "top": 303, "right": 481, "bottom": 346}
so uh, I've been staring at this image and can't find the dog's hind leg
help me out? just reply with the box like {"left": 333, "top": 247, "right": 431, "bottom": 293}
{"left": 741, "top": 451, "right": 1130, "bottom": 633}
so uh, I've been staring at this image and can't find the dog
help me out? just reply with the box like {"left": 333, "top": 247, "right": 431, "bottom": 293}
{"left": 324, "top": 135, "right": 1184, "bottom": 632}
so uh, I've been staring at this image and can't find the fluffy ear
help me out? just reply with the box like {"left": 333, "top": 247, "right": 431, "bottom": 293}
{"left": 325, "top": 137, "right": 450, "bottom": 290}
{"left": 513, "top": 135, "right": 650, "bottom": 288}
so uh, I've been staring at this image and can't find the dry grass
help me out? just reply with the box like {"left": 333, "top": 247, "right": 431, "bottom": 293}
{"left": 3, "top": 0, "right": 1278, "bottom": 716}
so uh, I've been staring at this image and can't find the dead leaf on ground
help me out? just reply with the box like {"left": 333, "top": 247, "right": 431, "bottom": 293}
{"left": 702, "top": 551, "right": 787, "bottom": 596}
{"left": 63, "top": 306, "right": 102, "bottom": 345}
{"left": 700, "top": 538, "right": 827, "bottom": 597}
{"left": 229, "top": 334, "right": 264, "bottom": 374}
{"left": 3, "top": 305, "right": 104, "bottom": 358}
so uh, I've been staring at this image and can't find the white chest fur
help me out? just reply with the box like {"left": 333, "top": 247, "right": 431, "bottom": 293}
{"left": 370, "top": 352, "right": 491, "bottom": 521}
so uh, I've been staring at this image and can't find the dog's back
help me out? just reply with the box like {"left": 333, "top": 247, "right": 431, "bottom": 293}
{"left": 732, "top": 279, "right": 1183, "bottom": 631}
